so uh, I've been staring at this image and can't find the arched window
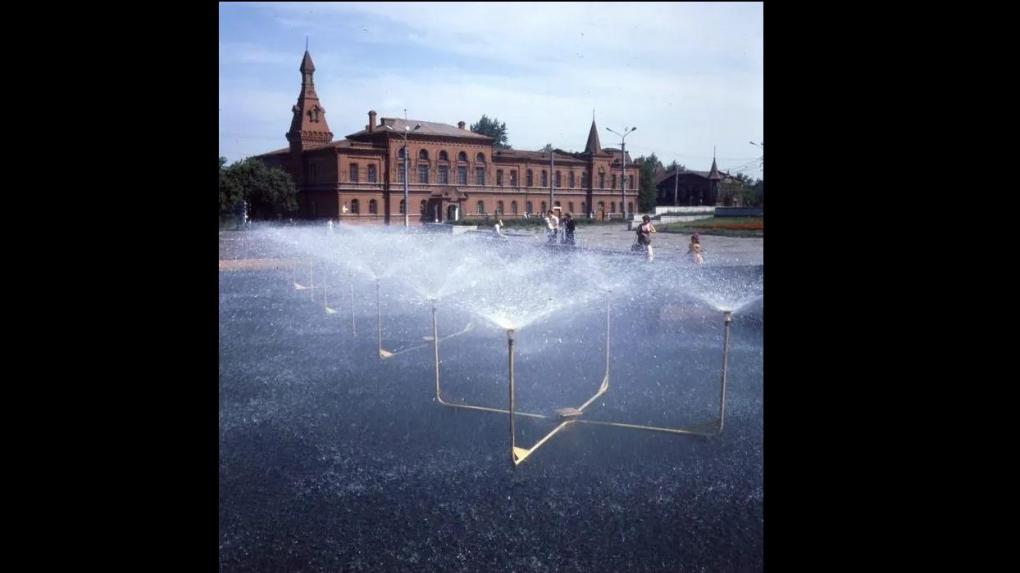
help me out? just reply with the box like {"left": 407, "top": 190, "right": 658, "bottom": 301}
{"left": 457, "top": 151, "right": 467, "bottom": 162}
{"left": 582, "top": 171, "right": 589, "bottom": 188}
{"left": 439, "top": 150, "right": 449, "bottom": 161}
{"left": 612, "top": 174, "right": 617, "bottom": 190}
{"left": 511, "top": 201, "right": 518, "bottom": 215}
{"left": 627, "top": 202, "right": 633, "bottom": 214}
{"left": 526, "top": 170, "right": 533, "bottom": 187}
{"left": 611, "top": 202, "right": 616, "bottom": 213}
{"left": 351, "top": 199, "right": 360, "bottom": 214}
{"left": 598, "top": 201, "right": 605, "bottom": 212}
{"left": 400, "top": 199, "right": 406, "bottom": 214}
{"left": 510, "top": 170, "right": 518, "bottom": 186}
{"left": 398, "top": 148, "right": 407, "bottom": 159}
{"left": 496, "top": 169, "right": 504, "bottom": 186}
{"left": 349, "top": 163, "right": 358, "bottom": 183}
{"left": 599, "top": 173, "right": 605, "bottom": 189}
{"left": 496, "top": 200, "right": 504, "bottom": 215}
{"left": 555, "top": 171, "right": 561, "bottom": 188}
{"left": 541, "top": 201, "right": 548, "bottom": 213}
{"left": 476, "top": 200, "right": 485, "bottom": 214}
{"left": 568, "top": 202, "right": 574, "bottom": 213}
{"left": 476, "top": 152, "right": 486, "bottom": 163}
{"left": 420, "top": 200, "right": 427, "bottom": 214}
{"left": 628, "top": 175, "right": 634, "bottom": 189}
{"left": 418, "top": 164, "right": 429, "bottom": 183}
{"left": 541, "top": 171, "right": 548, "bottom": 187}
{"left": 526, "top": 201, "right": 533, "bottom": 214}
{"left": 367, "top": 164, "right": 377, "bottom": 183}
{"left": 580, "top": 201, "right": 586, "bottom": 215}
{"left": 418, "top": 149, "right": 429, "bottom": 161}
{"left": 569, "top": 171, "right": 575, "bottom": 188}
{"left": 369, "top": 199, "right": 378, "bottom": 214}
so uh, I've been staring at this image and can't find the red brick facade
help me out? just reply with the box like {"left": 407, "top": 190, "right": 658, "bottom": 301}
{"left": 255, "top": 51, "right": 639, "bottom": 224}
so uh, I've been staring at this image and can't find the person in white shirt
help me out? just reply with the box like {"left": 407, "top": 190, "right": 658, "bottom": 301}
{"left": 545, "top": 210, "right": 559, "bottom": 243}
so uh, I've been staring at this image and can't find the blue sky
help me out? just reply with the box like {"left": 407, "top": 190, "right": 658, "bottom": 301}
{"left": 219, "top": 2, "right": 763, "bottom": 177}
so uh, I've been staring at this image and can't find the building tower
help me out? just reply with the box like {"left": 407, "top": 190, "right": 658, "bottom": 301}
{"left": 285, "top": 50, "right": 333, "bottom": 186}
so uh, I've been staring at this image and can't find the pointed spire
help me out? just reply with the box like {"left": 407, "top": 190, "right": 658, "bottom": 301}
{"left": 584, "top": 119, "right": 601, "bottom": 154}
{"left": 708, "top": 148, "right": 722, "bottom": 181}
{"left": 288, "top": 48, "right": 332, "bottom": 153}
{"left": 300, "top": 49, "right": 315, "bottom": 73}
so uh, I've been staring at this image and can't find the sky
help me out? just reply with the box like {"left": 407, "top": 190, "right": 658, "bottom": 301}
{"left": 219, "top": 2, "right": 763, "bottom": 178}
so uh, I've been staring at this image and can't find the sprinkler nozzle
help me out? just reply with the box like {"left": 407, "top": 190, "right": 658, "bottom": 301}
{"left": 507, "top": 329, "right": 515, "bottom": 342}
{"left": 723, "top": 310, "right": 733, "bottom": 324}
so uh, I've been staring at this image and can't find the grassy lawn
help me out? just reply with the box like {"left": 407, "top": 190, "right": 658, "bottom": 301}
{"left": 658, "top": 217, "right": 763, "bottom": 237}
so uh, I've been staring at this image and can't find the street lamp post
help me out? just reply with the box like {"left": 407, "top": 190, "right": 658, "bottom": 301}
{"left": 385, "top": 122, "right": 421, "bottom": 227}
{"left": 606, "top": 127, "right": 636, "bottom": 219}
{"left": 749, "top": 141, "right": 764, "bottom": 174}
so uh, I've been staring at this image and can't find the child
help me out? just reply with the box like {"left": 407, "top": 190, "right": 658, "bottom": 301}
{"left": 688, "top": 233, "right": 704, "bottom": 265}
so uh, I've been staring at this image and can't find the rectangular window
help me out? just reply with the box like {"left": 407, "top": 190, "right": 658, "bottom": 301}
{"left": 555, "top": 171, "right": 561, "bottom": 188}
{"left": 510, "top": 170, "right": 517, "bottom": 186}
{"left": 475, "top": 167, "right": 485, "bottom": 185}
{"left": 541, "top": 171, "right": 548, "bottom": 187}
{"left": 569, "top": 172, "right": 575, "bottom": 188}
{"left": 599, "top": 173, "right": 605, "bottom": 189}
{"left": 611, "top": 174, "right": 617, "bottom": 190}
{"left": 439, "top": 166, "right": 449, "bottom": 184}
{"left": 497, "top": 170, "right": 503, "bottom": 186}
{"left": 418, "top": 164, "right": 429, "bottom": 184}
{"left": 349, "top": 164, "right": 358, "bottom": 183}
{"left": 368, "top": 164, "right": 377, "bottom": 183}
{"left": 527, "top": 171, "right": 533, "bottom": 187}
{"left": 629, "top": 175, "right": 634, "bottom": 189}
{"left": 582, "top": 172, "right": 589, "bottom": 188}
{"left": 458, "top": 166, "right": 468, "bottom": 185}
{"left": 397, "top": 164, "right": 405, "bottom": 183}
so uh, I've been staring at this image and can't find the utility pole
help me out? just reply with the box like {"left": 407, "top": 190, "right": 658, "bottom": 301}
{"left": 549, "top": 147, "right": 555, "bottom": 212}
{"left": 385, "top": 119, "right": 421, "bottom": 227}
{"left": 606, "top": 127, "right": 636, "bottom": 219}
{"left": 673, "top": 163, "right": 679, "bottom": 206}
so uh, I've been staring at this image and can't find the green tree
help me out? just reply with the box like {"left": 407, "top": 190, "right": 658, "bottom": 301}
{"left": 219, "top": 158, "right": 298, "bottom": 219}
{"left": 470, "top": 115, "right": 511, "bottom": 149}
{"left": 635, "top": 153, "right": 663, "bottom": 213}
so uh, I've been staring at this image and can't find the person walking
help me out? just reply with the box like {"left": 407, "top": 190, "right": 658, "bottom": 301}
{"left": 545, "top": 210, "right": 560, "bottom": 243}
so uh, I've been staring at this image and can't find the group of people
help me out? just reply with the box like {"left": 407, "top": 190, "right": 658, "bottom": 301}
{"left": 635, "top": 215, "right": 703, "bottom": 264}
{"left": 493, "top": 211, "right": 704, "bottom": 264}
{"left": 544, "top": 210, "right": 577, "bottom": 245}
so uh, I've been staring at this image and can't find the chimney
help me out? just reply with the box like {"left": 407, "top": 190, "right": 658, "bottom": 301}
{"left": 458, "top": 121, "right": 466, "bottom": 130}
{"left": 368, "top": 110, "right": 377, "bottom": 132}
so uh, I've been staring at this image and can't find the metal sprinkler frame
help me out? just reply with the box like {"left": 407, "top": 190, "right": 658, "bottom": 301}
{"left": 429, "top": 296, "right": 734, "bottom": 468}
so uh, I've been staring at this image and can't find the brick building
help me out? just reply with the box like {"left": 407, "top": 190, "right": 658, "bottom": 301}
{"left": 254, "top": 51, "right": 639, "bottom": 224}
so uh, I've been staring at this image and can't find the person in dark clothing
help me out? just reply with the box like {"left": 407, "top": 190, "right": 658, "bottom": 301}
{"left": 561, "top": 213, "right": 576, "bottom": 245}
{"left": 636, "top": 215, "right": 656, "bottom": 261}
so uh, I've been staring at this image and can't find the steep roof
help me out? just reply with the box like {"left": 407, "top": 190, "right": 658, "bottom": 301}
{"left": 583, "top": 120, "right": 602, "bottom": 154}
{"left": 300, "top": 50, "right": 315, "bottom": 72}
